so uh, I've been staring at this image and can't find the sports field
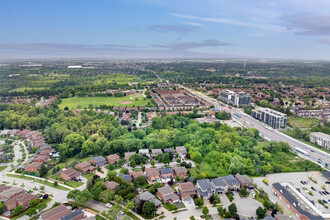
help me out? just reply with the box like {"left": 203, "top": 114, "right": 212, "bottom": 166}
{"left": 59, "top": 95, "right": 149, "bottom": 110}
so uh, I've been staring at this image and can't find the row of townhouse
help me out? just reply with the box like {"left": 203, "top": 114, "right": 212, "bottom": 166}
{"left": 196, "top": 174, "right": 253, "bottom": 199}
{"left": 124, "top": 146, "right": 188, "bottom": 161}
{"left": 40, "top": 204, "right": 96, "bottom": 220}
{"left": 145, "top": 166, "right": 188, "bottom": 184}
{"left": 0, "top": 185, "right": 36, "bottom": 212}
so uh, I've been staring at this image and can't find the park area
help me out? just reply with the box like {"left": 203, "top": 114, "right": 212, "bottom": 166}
{"left": 59, "top": 95, "right": 150, "bottom": 110}
{"left": 288, "top": 116, "right": 320, "bottom": 129}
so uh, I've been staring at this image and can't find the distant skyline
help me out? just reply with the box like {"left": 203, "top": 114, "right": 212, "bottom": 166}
{"left": 1, "top": 0, "right": 330, "bottom": 60}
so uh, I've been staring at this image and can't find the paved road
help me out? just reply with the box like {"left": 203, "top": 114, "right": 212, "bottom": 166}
{"left": 177, "top": 84, "right": 330, "bottom": 169}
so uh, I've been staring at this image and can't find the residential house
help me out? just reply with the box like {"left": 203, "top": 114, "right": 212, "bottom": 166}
{"left": 145, "top": 168, "right": 161, "bottom": 183}
{"left": 137, "top": 191, "right": 161, "bottom": 207}
{"left": 119, "top": 173, "right": 132, "bottom": 183}
{"left": 0, "top": 186, "right": 25, "bottom": 202}
{"left": 196, "top": 179, "right": 215, "bottom": 199}
{"left": 211, "top": 177, "right": 228, "bottom": 194}
{"left": 124, "top": 152, "right": 136, "bottom": 161}
{"left": 32, "top": 155, "right": 48, "bottom": 163}
{"left": 157, "top": 186, "right": 180, "bottom": 204}
{"left": 235, "top": 173, "right": 253, "bottom": 189}
{"left": 60, "top": 209, "right": 85, "bottom": 220}
{"left": 4, "top": 192, "right": 36, "bottom": 210}
{"left": 40, "top": 204, "right": 72, "bottom": 220}
{"left": 223, "top": 175, "right": 240, "bottom": 191}
{"left": 130, "top": 171, "right": 145, "bottom": 180}
{"left": 173, "top": 166, "right": 188, "bottom": 179}
{"left": 61, "top": 168, "right": 82, "bottom": 181}
{"left": 105, "top": 181, "right": 120, "bottom": 190}
{"left": 25, "top": 162, "right": 43, "bottom": 172}
{"left": 76, "top": 161, "right": 96, "bottom": 173}
{"left": 176, "top": 146, "right": 187, "bottom": 158}
{"left": 107, "top": 154, "right": 120, "bottom": 164}
{"left": 179, "top": 182, "right": 196, "bottom": 200}
{"left": 139, "top": 149, "right": 150, "bottom": 158}
{"left": 91, "top": 156, "right": 107, "bottom": 167}
{"left": 151, "top": 149, "right": 163, "bottom": 158}
{"left": 158, "top": 167, "right": 174, "bottom": 183}
{"left": 164, "top": 148, "right": 175, "bottom": 155}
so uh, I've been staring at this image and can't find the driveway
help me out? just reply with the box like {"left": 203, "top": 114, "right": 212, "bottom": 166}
{"left": 233, "top": 192, "right": 262, "bottom": 218}
{"left": 86, "top": 200, "right": 109, "bottom": 212}
{"left": 182, "top": 197, "right": 195, "bottom": 210}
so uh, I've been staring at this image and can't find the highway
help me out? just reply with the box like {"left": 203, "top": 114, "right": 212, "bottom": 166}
{"left": 177, "top": 84, "right": 330, "bottom": 169}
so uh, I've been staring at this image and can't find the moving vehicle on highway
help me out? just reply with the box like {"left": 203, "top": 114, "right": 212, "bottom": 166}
{"left": 234, "top": 112, "right": 241, "bottom": 118}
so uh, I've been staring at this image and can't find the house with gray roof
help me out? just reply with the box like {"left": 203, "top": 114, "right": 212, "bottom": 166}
{"left": 157, "top": 186, "right": 180, "bottom": 204}
{"left": 137, "top": 191, "right": 162, "bottom": 207}
{"left": 211, "top": 177, "right": 228, "bottom": 193}
{"left": 119, "top": 173, "right": 132, "bottom": 183}
{"left": 164, "top": 148, "right": 175, "bottom": 155}
{"left": 139, "top": 149, "right": 150, "bottom": 158}
{"left": 158, "top": 167, "right": 174, "bottom": 183}
{"left": 196, "top": 179, "right": 215, "bottom": 199}
{"left": 60, "top": 209, "right": 84, "bottom": 220}
{"left": 223, "top": 175, "right": 240, "bottom": 191}
{"left": 151, "top": 149, "right": 163, "bottom": 158}
{"left": 91, "top": 156, "right": 107, "bottom": 167}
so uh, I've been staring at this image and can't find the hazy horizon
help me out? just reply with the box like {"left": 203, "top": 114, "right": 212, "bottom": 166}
{"left": 1, "top": 0, "right": 330, "bottom": 60}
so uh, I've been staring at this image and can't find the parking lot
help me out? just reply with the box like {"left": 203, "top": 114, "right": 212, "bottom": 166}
{"left": 254, "top": 171, "right": 330, "bottom": 216}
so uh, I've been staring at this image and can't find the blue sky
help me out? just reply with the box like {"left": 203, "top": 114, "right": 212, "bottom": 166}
{"left": 1, "top": 0, "right": 330, "bottom": 59}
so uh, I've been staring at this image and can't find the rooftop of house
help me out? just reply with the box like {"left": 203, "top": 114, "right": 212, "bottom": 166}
{"left": 107, "top": 154, "right": 119, "bottom": 161}
{"left": 105, "top": 181, "right": 120, "bottom": 190}
{"left": 173, "top": 166, "right": 187, "bottom": 174}
{"left": 197, "top": 179, "right": 215, "bottom": 191}
{"left": 145, "top": 168, "right": 160, "bottom": 176}
{"left": 179, "top": 182, "right": 195, "bottom": 191}
{"left": 158, "top": 167, "right": 173, "bottom": 175}
{"left": 92, "top": 156, "right": 106, "bottom": 162}
{"left": 119, "top": 173, "right": 132, "bottom": 182}
{"left": 223, "top": 175, "right": 240, "bottom": 186}
{"left": 60, "top": 209, "right": 84, "bottom": 220}
{"left": 40, "top": 204, "right": 71, "bottom": 220}
{"left": 211, "top": 177, "right": 227, "bottom": 187}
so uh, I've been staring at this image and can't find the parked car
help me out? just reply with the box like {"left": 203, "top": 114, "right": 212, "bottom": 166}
{"left": 105, "top": 203, "right": 112, "bottom": 209}
{"left": 311, "top": 187, "right": 316, "bottom": 191}
{"left": 325, "top": 191, "right": 329, "bottom": 195}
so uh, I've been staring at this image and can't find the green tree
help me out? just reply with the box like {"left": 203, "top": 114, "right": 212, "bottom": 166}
{"left": 256, "top": 207, "right": 266, "bottom": 219}
{"left": 202, "top": 206, "right": 209, "bottom": 215}
{"left": 67, "top": 189, "right": 80, "bottom": 203}
{"left": 11, "top": 205, "right": 24, "bottom": 216}
{"left": 239, "top": 187, "right": 249, "bottom": 197}
{"left": 150, "top": 160, "right": 156, "bottom": 168}
{"left": 25, "top": 207, "right": 37, "bottom": 216}
{"left": 195, "top": 197, "right": 204, "bottom": 207}
{"left": 29, "top": 198, "right": 40, "bottom": 207}
{"left": 0, "top": 202, "right": 5, "bottom": 214}
{"left": 228, "top": 203, "right": 237, "bottom": 216}
{"left": 39, "top": 164, "right": 48, "bottom": 177}
{"left": 142, "top": 202, "right": 156, "bottom": 216}
{"left": 162, "top": 153, "right": 171, "bottom": 164}
{"left": 77, "top": 190, "right": 93, "bottom": 205}
{"left": 126, "top": 201, "right": 135, "bottom": 210}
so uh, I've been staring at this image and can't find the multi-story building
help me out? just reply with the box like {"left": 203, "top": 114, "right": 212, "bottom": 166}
{"left": 219, "top": 90, "right": 251, "bottom": 107}
{"left": 251, "top": 107, "right": 287, "bottom": 129}
{"left": 310, "top": 132, "right": 330, "bottom": 150}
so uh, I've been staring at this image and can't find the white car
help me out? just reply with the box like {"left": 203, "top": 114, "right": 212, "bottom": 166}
{"left": 119, "top": 210, "right": 124, "bottom": 215}
{"left": 105, "top": 203, "right": 112, "bottom": 209}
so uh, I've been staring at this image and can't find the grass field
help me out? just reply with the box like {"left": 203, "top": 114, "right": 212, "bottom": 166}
{"left": 288, "top": 116, "right": 320, "bottom": 129}
{"left": 59, "top": 95, "right": 150, "bottom": 110}
{"left": 0, "top": 166, "right": 7, "bottom": 172}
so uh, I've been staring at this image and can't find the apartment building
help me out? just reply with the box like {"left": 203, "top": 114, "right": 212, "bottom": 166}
{"left": 219, "top": 90, "right": 251, "bottom": 107}
{"left": 310, "top": 132, "right": 330, "bottom": 150}
{"left": 251, "top": 107, "right": 287, "bottom": 129}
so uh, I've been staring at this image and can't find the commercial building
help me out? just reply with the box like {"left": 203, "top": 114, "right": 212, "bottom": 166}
{"left": 310, "top": 132, "right": 330, "bottom": 150}
{"left": 219, "top": 90, "right": 251, "bottom": 107}
{"left": 251, "top": 107, "right": 287, "bottom": 129}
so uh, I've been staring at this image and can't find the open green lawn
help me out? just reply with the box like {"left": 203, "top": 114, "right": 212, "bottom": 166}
{"left": 6, "top": 174, "right": 70, "bottom": 191}
{"left": 82, "top": 173, "right": 95, "bottom": 181}
{"left": 0, "top": 165, "right": 7, "bottom": 172}
{"left": 288, "top": 116, "right": 321, "bottom": 129}
{"left": 189, "top": 162, "right": 229, "bottom": 179}
{"left": 59, "top": 95, "right": 151, "bottom": 110}
{"left": 65, "top": 180, "right": 84, "bottom": 188}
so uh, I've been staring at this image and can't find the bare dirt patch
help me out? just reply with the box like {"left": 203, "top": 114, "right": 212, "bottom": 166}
{"left": 120, "top": 101, "right": 132, "bottom": 104}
